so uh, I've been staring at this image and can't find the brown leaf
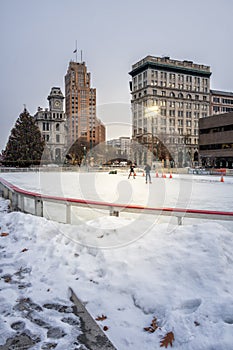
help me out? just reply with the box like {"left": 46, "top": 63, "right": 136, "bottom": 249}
{"left": 160, "top": 332, "right": 175, "bottom": 348}
{"left": 21, "top": 248, "right": 28, "bottom": 253}
{"left": 4, "top": 276, "right": 12, "bottom": 283}
{"left": 103, "top": 326, "right": 108, "bottom": 331}
{"left": 95, "top": 314, "right": 107, "bottom": 321}
{"left": 151, "top": 317, "right": 158, "bottom": 330}
{"left": 0, "top": 233, "right": 9, "bottom": 237}
{"left": 144, "top": 317, "right": 158, "bottom": 333}
{"left": 144, "top": 326, "right": 155, "bottom": 333}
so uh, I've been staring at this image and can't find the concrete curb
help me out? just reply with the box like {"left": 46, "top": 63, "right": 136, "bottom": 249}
{"left": 69, "top": 287, "right": 117, "bottom": 350}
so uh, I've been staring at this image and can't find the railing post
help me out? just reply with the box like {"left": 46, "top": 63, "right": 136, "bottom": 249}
{"left": 110, "top": 207, "right": 119, "bottom": 217}
{"left": 177, "top": 216, "right": 183, "bottom": 225}
{"left": 35, "top": 198, "right": 43, "bottom": 217}
{"left": 3, "top": 187, "right": 9, "bottom": 199}
{"left": 66, "top": 203, "right": 71, "bottom": 224}
{"left": 20, "top": 195, "right": 24, "bottom": 212}
{"left": 0, "top": 184, "right": 3, "bottom": 197}
{"left": 11, "top": 192, "right": 19, "bottom": 211}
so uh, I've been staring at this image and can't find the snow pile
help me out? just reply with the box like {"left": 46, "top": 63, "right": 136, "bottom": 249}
{"left": 1, "top": 193, "right": 233, "bottom": 349}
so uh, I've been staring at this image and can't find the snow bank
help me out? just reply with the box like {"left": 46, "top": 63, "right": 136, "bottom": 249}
{"left": 1, "top": 192, "right": 233, "bottom": 349}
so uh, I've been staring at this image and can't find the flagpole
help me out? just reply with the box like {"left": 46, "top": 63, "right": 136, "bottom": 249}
{"left": 75, "top": 40, "right": 77, "bottom": 62}
{"left": 81, "top": 50, "right": 82, "bottom": 63}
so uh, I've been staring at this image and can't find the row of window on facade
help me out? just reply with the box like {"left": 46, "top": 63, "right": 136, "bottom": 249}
{"left": 153, "top": 100, "right": 208, "bottom": 109}
{"left": 212, "top": 97, "right": 233, "bottom": 104}
{"left": 42, "top": 123, "right": 63, "bottom": 131}
{"left": 136, "top": 71, "right": 209, "bottom": 84}
{"left": 43, "top": 134, "right": 61, "bottom": 143}
{"left": 134, "top": 82, "right": 209, "bottom": 93}
{"left": 200, "top": 143, "right": 233, "bottom": 150}
{"left": 151, "top": 126, "right": 199, "bottom": 136}
{"left": 159, "top": 110, "right": 207, "bottom": 118}
{"left": 213, "top": 106, "right": 233, "bottom": 113}
{"left": 134, "top": 110, "right": 207, "bottom": 119}
{"left": 134, "top": 90, "right": 208, "bottom": 101}
{"left": 134, "top": 100, "right": 208, "bottom": 110}
{"left": 41, "top": 113, "right": 63, "bottom": 119}
{"left": 138, "top": 119, "right": 199, "bottom": 130}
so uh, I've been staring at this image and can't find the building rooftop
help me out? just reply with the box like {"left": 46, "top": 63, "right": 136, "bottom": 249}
{"left": 129, "top": 55, "right": 211, "bottom": 77}
{"left": 210, "top": 89, "right": 233, "bottom": 97}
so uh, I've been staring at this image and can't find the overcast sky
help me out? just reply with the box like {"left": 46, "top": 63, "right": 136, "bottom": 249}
{"left": 1, "top": 0, "right": 232, "bottom": 151}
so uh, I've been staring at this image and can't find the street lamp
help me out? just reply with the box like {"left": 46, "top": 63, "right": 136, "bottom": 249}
{"left": 145, "top": 105, "right": 159, "bottom": 165}
{"left": 155, "top": 139, "right": 159, "bottom": 161}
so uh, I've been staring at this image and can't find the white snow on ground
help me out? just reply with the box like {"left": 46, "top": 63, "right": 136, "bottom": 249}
{"left": 0, "top": 171, "right": 233, "bottom": 349}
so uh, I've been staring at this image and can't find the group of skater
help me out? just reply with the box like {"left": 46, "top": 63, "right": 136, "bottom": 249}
{"left": 128, "top": 163, "right": 152, "bottom": 184}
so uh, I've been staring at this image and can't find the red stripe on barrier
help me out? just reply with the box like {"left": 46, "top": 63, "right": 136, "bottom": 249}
{"left": 1, "top": 177, "right": 233, "bottom": 217}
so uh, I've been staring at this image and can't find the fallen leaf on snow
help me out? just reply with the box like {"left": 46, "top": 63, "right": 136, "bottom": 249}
{"left": 160, "top": 331, "right": 175, "bottom": 348}
{"left": 21, "top": 248, "right": 28, "bottom": 253}
{"left": 96, "top": 314, "right": 107, "bottom": 321}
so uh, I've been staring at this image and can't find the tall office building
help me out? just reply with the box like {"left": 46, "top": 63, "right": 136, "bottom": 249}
{"left": 129, "top": 55, "right": 212, "bottom": 166}
{"left": 65, "top": 60, "right": 105, "bottom": 149}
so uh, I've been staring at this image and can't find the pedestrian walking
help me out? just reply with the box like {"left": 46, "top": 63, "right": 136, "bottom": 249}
{"left": 144, "top": 164, "right": 152, "bottom": 184}
{"left": 128, "top": 164, "right": 136, "bottom": 179}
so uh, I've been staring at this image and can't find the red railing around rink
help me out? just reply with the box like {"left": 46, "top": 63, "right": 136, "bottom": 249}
{"left": 1, "top": 177, "right": 233, "bottom": 225}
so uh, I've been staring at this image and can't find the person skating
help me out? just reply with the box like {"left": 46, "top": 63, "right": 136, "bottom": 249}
{"left": 144, "top": 164, "right": 152, "bottom": 184}
{"left": 128, "top": 164, "right": 136, "bottom": 179}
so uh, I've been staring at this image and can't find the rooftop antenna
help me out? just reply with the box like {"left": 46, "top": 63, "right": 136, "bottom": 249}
{"left": 73, "top": 40, "right": 78, "bottom": 62}
{"left": 81, "top": 49, "right": 83, "bottom": 62}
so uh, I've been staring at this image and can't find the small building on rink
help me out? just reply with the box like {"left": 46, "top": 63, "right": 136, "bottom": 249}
{"left": 199, "top": 112, "right": 233, "bottom": 169}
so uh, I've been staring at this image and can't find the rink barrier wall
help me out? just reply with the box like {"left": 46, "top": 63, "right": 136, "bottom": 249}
{"left": 1, "top": 177, "right": 233, "bottom": 226}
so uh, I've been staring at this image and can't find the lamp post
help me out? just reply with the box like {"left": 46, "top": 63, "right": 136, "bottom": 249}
{"left": 82, "top": 145, "right": 86, "bottom": 166}
{"left": 155, "top": 139, "right": 159, "bottom": 161}
{"left": 145, "top": 105, "right": 159, "bottom": 166}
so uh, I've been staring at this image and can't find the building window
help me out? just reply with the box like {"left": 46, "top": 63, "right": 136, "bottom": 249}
{"left": 56, "top": 135, "right": 60, "bottom": 143}
{"left": 169, "top": 101, "right": 175, "bottom": 107}
{"left": 213, "top": 106, "right": 220, "bottom": 112}
{"left": 178, "top": 111, "right": 183, "bottom": 117}
{"left": 43, "top": 122, "right": 49, "bottom": 131}
{"left": 56, "top": 123, "right": 60, "bottom": 131}
{"left": 169, "top": 110, "right": 175, "bottom": 117}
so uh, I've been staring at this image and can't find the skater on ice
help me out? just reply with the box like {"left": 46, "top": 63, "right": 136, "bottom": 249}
{"left": 128, "top": 163, "right": 136, "bottom": 179}
{"left": 144, "top": 164, "right": 152, "bottom": 184}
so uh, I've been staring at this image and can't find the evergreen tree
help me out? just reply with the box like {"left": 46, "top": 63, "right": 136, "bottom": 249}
{"left": 2, "top": 108, "right": 45, "bottom": 167}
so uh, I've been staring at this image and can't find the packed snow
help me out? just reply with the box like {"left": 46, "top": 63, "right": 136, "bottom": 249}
{"left": 0, "top": 170, "right": 233, "bottom": 349}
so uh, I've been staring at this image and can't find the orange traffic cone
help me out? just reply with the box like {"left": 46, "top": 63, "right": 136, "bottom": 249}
{"left": 169, "top": 172, "right": 173, "bottom": 179}
{"left": 163, "top": 173, "right": 166, "bottom": 178}
{"left": 220, "top": 174, "right": 224, "bottom": 182}
{"left": 142, "top": 171, "right": 145, "bottom": 177}
{"left": 156, "top": 171, "right": 159, "bottom": 178}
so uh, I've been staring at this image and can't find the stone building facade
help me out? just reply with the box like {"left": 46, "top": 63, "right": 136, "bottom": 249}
{"left": 129, "top": 55, "right": 212, "bottom": 166}
{"left": 34, "top": 87, "right": 66, "bottom": 163}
